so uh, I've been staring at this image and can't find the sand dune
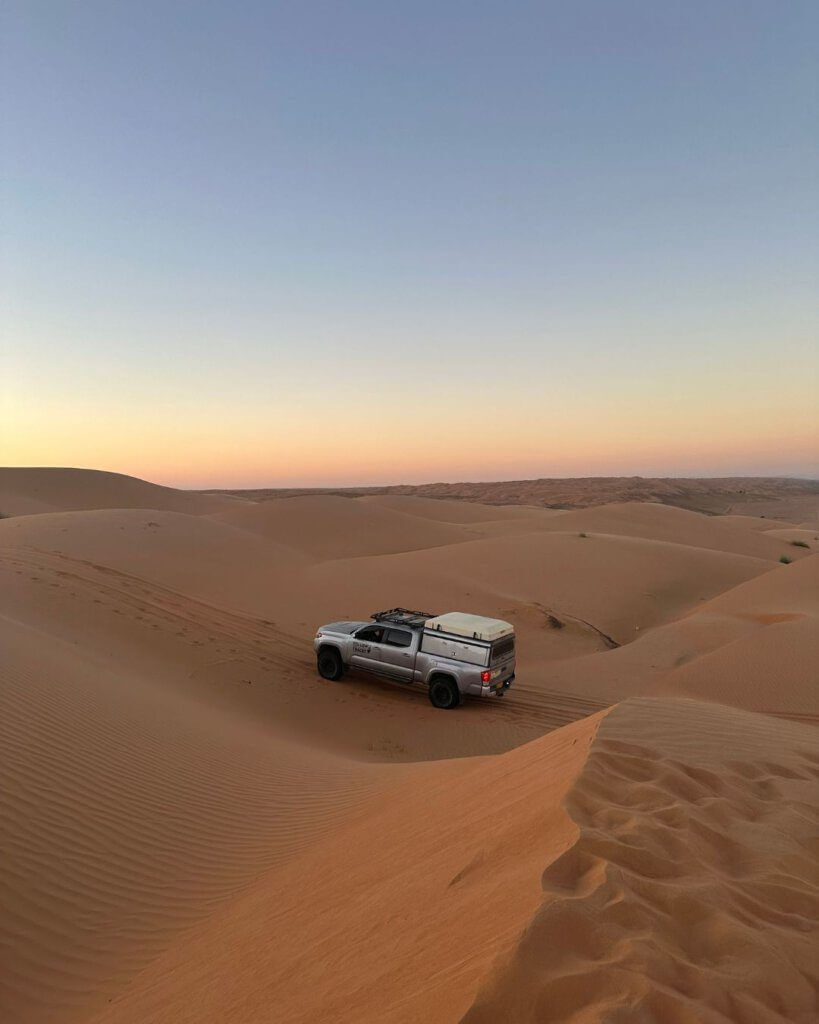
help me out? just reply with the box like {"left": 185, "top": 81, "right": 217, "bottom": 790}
{"left": 1, "top": 468, "right": 816, "bottom": 1024}
{"left": 305, "top": 529, "right": 773, "bottom": 646}
{"left": 463, "top": 699, "right": 819, "bottom": 1024}
{"left": 359, "top": 492, "right": 565, "bottom": 523}
{"left": 0, "top": 468, "right": 241, "bottom": 517}
{"left": 212, "top": 493, "right": 577, "bottom": 560}
{"left": 686, "top": 545, "right": 819, "bottom": 619}
{"left": 84, "top": 699, "right": 819, "bottom": 1024}
{"left": 718, "top": 513, "right": 795, "bottom": 532}
{"left": 762, "top": 526, "right": 817, "bottom": 546}
{"left": 531, "top": 500, "right": 814, "bottom": 561}
{"left": 667, "top": 614, "right": 819, "bottom": 717}
{"left": 660, "top": 553, "right": 819, "bottom": 714}
{"left": 514, "top": 554, "right": 819, "bottom": 715}
{"left": 0, "top": 543, "right": 598, "bottom": 765}
{"left": 211, "top": 494, "right": 484, "bottom": 558}
{"left": 4, "top": 501, "right": 775, "bottom": 651}
{"left": 0, "top": 614, "right": 387, "bottom": 1024}
{"left": 0, "top": 508, "right": 306, "bottom": 617}
{"left": 86, "top": 712, "right": 605, "bottom": 1024}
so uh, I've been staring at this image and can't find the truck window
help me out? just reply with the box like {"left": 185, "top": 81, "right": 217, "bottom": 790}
{"left": 384, "top": 628, "right": 412, "bottom": 648}
{"left": 491, "top": 636, "right": 515, "bottom": 662}
{"left": 356, "top": 625, "right": 385, "bottom": 643}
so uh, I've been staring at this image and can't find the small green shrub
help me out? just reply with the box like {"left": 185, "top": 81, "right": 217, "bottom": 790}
{"left": 779, "top": 555, "right": 792, "bottom": 564}
{"left": 578, "top": 531, "right": 587, "bottom": 538}
{"left": 790, "top": 540, "right": 810, "bottom": 548}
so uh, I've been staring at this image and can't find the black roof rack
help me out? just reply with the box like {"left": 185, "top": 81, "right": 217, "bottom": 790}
{"left": 371, "top": 607, "right": 436, "bottom": 628}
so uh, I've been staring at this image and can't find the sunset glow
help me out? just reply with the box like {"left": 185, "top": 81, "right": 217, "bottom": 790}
{"left": 3, "top": 2, "right": 818, "bottom": 486}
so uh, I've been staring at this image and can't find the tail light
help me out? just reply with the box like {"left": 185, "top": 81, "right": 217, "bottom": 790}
{"left": 481, "top": 670, "right": 491, "bottom": 683}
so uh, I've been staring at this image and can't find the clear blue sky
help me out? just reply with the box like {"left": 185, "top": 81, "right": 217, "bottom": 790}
{"left": 3, "top": 1, "right": 817, "bottom": 486}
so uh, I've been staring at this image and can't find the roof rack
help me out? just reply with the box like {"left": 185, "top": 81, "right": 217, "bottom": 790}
{"left": 371, "top": 607, "right": 436, "bottom": 628}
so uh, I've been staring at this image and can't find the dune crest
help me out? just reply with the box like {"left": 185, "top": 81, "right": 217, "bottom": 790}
{"left": 86, "top": 713, "right": 607, "bottom": 1024}
{"left": 0, "top": 468, "right": 243, "bottom": 517}
{"left": 463, "top": 699, "right": 819, "bottom": 1023}
{"left": 84, "top": 699, "right": 819, "bottom": 1024}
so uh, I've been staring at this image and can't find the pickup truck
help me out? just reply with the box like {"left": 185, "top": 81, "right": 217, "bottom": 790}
{"left": 313, "top": 608, "right": 516, "bottom": 709}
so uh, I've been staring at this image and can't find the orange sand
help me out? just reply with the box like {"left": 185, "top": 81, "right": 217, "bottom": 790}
{"left": 0, "top": 468, "right": 816, "bottom": 1024}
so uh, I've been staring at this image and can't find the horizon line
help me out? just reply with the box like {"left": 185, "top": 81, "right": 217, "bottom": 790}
{"left": 4, "top": 465, "right": 819, "bottom": 492}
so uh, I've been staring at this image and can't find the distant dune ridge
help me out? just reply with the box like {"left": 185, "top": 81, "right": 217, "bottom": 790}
{"left": 214, "top": 474, "right": 819, "bottom": 521}
{"left": 0, "top": 467, "right": 817, "bottom": 1024}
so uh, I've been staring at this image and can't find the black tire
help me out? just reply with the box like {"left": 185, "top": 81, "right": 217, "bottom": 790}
{"left": 317, "top": 648, "right": 344, "bottom": 681}
{"left": 428, "top": 675, "right": 461, "bottom": 710}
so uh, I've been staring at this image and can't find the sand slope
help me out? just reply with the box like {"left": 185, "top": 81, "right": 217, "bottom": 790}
{"left": 762, "top": 527, "right": 817, "bottom": 546}
{"left": 3, "top": 502, "right": 777, "bottom": 653}
{"left": 515, "top": 554, "right": 819, "bottom": 715}
{"left": 0, "top": 542, "right": 605, "bottom": 767}
{"left": 0, "top": 613, "right": 390, "bottom": 1024}
{"left": 211, "top": 494, "right": 483, "bottom": 559}
{"left": 305, "top": 530, "right": 773, "bottom": 646}
{"left": 463, "top": 699, "right": 819, "bottom": 1024}
{"left": 0, "top": 468, "right": 241, "bottom": 516}
{"left": 533, "top": 501, "right": 814, "bottom": 561}
{"left": 661, "top": 553, "right": 819, "bottom": 715}
{"left": 0, "top": 508, "right": 306, "bottom": 617}
{"left": 717, "top": 513, "right": 793, "bottom": 531}
{"left": 88, "top": 715, "right": 604, "bottom": 1024}
{"left": 85, "top": 699, "right": 819, "bottom": 1024}
{"left": 359, "top": 493, "right": 565, "bottom": 523}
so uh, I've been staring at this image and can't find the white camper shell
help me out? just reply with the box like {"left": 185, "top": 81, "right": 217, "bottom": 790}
{"left": 424, "top": 612, "right": 514, "bottom": 642}
{"left": 421, "top": 613, "right": 515, "bottom": 670}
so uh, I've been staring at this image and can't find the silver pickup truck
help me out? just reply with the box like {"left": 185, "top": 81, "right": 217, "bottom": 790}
{"left": 313, "top": 608, "right": 516, "bottom": 709}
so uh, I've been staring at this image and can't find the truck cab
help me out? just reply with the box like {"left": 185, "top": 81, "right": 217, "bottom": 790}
{"left": 349, "top": 621, "right": 418, "bottom": 682}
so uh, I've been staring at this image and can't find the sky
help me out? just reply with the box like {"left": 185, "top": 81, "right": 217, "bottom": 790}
{"left": 2, "top": 0, "right": 817, "bottom": 488}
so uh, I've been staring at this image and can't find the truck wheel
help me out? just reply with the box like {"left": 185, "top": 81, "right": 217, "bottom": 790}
{"left": 428, "top": 676, "right": 460, "bottom": 709}
{"left": 317, "top": 649, "right": 344, "bottom": 681}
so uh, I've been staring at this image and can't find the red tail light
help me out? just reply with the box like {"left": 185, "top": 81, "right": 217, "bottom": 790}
{"left": 481, "top": 670, "right": 491, "bottom": 683}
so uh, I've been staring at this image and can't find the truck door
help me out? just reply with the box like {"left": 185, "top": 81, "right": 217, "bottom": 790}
{"left": 350, "top": 624, "right": 386, "bottom": 674}
{"left": 379, "top": 628, "right": 415, "bottom": 682}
